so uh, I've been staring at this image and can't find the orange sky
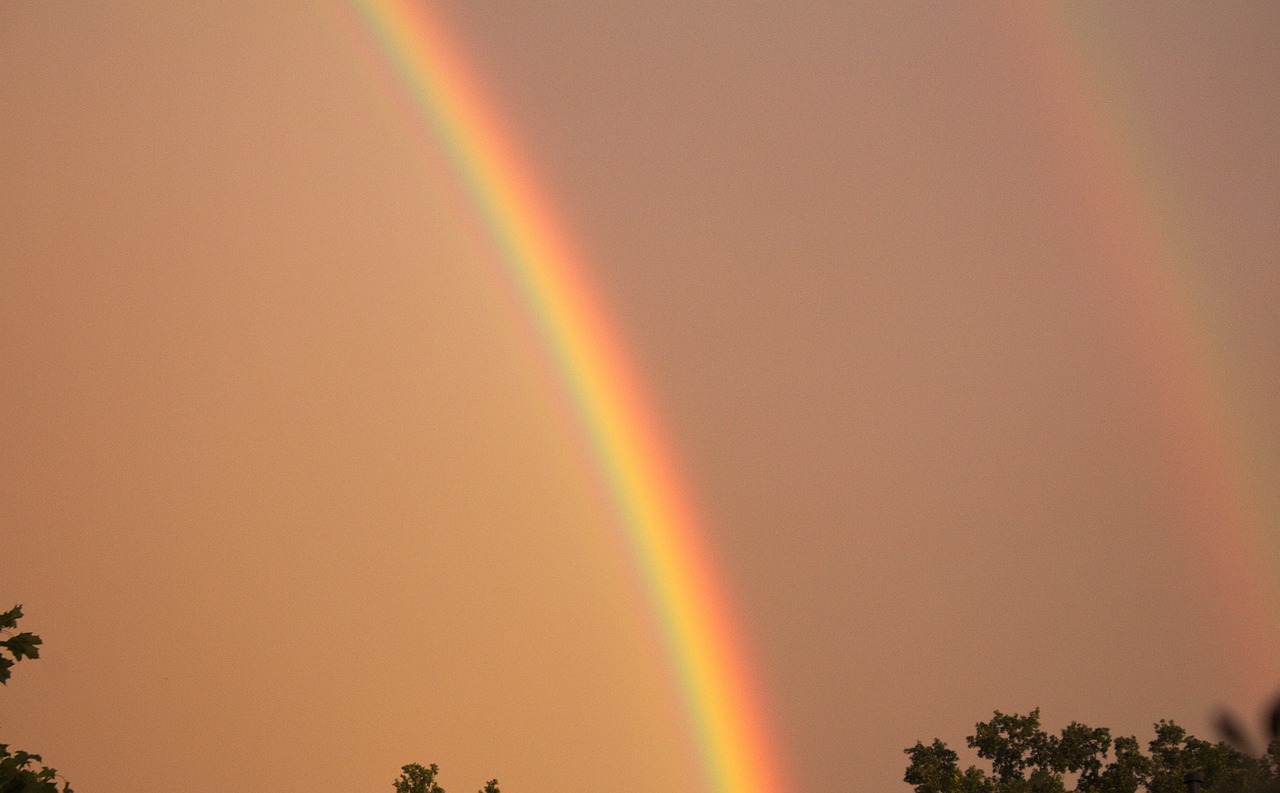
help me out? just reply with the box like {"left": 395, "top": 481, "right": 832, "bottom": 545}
{"left": 3, "top": 4, "right": 1279, "bottom": 792}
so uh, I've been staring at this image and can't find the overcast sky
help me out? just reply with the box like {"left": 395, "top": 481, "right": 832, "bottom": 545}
{"left": 3, "top": 3, "right": 1279, "bottom": 792}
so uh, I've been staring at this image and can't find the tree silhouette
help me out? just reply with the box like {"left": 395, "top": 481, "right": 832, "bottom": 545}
{"left": 393, "top": 762, "right": 500, "bottom": 793}
{"left": 905, "top": 707, "right": 1280, "bottom": 793}
{"left": 395, "top": 763, "right": 445, "bottom": 793}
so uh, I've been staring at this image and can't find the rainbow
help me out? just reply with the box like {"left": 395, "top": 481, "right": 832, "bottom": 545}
{"left": 343, "top": 2, "right": 786, "bottom": 792}
{"left": 1002, "top": 5, "right": 1280, "bottom": 690}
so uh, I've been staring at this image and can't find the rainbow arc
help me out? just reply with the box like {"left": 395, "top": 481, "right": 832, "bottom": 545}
{"left": 348, "top": 3, "right": 786, "bottom": 793}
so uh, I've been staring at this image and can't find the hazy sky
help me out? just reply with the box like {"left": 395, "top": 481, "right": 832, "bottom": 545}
{"left": 3, "top": 3, "right": 1279, "bottom": 793}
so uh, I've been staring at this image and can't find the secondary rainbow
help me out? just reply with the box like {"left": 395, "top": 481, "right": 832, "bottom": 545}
{"left": 345, "top": 2, "right": 786, "bottom": 792}
{"left": 1003, "top": 4, "right": 1280, "bottom": 689}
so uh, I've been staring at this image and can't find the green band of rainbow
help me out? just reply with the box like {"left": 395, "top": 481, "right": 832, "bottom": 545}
{"left": 347, "top": 3, "right": 786, "bottom": 792}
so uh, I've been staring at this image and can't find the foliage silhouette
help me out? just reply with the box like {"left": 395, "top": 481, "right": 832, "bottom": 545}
{"left": 395, "top": 763, "right": 444, "bottom": 793}
{"left": 0, "top": 606, "right": 41, "bottom": 687}
{"left": 394, "top": 762, "right": 500, "bottom": 793}
{"left": 905, "top": 707, "right": 1280, "bottom": 793}
{"left": 0, "top": 605, "right": 70, "bottom": 793}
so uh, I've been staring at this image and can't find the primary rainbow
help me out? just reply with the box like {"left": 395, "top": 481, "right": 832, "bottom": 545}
{"left": 345, "top": 2, "right": 785, "bottom": 792}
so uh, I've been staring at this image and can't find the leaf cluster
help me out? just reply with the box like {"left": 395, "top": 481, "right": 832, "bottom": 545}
{"left": 905, "top": 709, "right": 1280, "bottom": 793}
{"left": 0, "top": 606, "right": 69, "bottom": 793}
{"left": 395, "top": 763, "right": 444, "bottom": 793}
{"left": 394, "top": 762, "right": 500, "bottom": 793}
{"left": 0, "top": 606, "right": 43, "bottom": 686}
{"left": 0, "top": 746, "right": 72, "bottom": 793}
